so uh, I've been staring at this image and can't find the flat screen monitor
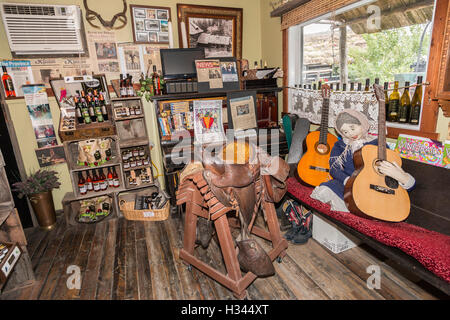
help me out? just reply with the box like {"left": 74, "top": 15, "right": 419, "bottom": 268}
{"left": 160, "top": 48, "right": 205, "bottom": 80}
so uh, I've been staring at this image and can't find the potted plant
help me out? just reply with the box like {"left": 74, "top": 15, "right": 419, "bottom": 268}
{"left": 12, "top": 169, "right": 61, "bottom": 231}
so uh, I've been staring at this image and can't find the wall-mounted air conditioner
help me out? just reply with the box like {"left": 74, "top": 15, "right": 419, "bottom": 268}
{"left": 1, "top": 3, "right": 85, "bottom": 56}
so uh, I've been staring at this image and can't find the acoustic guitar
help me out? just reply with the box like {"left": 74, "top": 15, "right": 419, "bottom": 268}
{"left": 296, "top": 84, "right": 338, "bottom": 186}
{"left": 344, "top": 84, "right": 410, "bottom": 222}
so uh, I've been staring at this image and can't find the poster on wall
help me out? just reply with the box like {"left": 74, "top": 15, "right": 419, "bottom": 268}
{"left": 193, "top": 99, "right": 225, "bottom": 145}
{"left": 29, "top": 57, "right": 93, "bottom": 88}
{"left": 117, "top": 43, "right": 144, "bottom": 81}
{"left": 87, "top": 31, "right": 120, "bottom": 82}
{"left": 0, "top": 60, "right": 34, "bottom": 97}
{"left": 35, "top": 145, "right": 66, "bottom": 167}
{"left": 130, "top": 5, "right": 171, "bottom": 45}
{"left": 22, "top": 84, "right": 58, "bottom": 148}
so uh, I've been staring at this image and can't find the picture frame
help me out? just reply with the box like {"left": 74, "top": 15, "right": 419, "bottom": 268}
{"left": 226, "top": 90, "right": 258, "bottom": 131}
{"left": 177, "top": 4, "right": 243, "bottom": 59}
{"left": 130, "top": 5, "right": 171, "bottom": 44}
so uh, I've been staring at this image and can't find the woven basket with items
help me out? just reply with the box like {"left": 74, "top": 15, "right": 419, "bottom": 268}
{"left": 119, "top": 187, "right": 170, "bottom": 221}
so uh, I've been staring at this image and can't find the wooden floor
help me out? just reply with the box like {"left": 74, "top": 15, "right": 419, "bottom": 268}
{"left": 0, "top": 213, "right": 446, "bottom": 300}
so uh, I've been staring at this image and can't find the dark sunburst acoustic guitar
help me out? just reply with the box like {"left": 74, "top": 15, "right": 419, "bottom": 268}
{"left": 296, "top": 84, "right": 338, "bottom": 186}
{"left": 344, "top": 84, "right": 410, "bottom": 222}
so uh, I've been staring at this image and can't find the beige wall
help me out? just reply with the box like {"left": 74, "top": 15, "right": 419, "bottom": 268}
{"left": 0, "top": 0, "right": 264, "bottom": 214}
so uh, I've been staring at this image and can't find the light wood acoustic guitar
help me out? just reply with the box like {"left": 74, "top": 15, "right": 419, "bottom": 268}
{"left": 344, "top": 84, "right": 410, "bottom": 222}
{"left": 296, "top": 84, "right": 338, "bottom": 186}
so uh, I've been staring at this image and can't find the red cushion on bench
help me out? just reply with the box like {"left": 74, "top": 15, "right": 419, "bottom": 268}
{"left": 286, "top": 177, "right": 450, "bottom": 283}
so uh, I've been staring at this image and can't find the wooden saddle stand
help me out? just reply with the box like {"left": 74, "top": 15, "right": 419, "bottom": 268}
{"left": 176, "top": 142, "right": 289, "bottom": 299}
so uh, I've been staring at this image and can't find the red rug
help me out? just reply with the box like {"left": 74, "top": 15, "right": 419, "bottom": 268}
{"left": 286, "top": 177, "right": 450, "bottom": 283}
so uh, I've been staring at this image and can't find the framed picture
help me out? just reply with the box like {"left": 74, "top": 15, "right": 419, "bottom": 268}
{"left": 35, "top": 145, "right": 66, "bottom": 167}
{"left": 226, "top": 90, "right": 258, "bottom": 131}
{"left": 130, "top": 5, "right": 171, "bottom": 44}
{"left": 177, "top": 4, "right": 243, "bottom": 59}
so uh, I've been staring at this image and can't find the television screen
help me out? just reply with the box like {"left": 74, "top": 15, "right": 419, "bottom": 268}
{"left": 160, "top": 48, "right": 205, "bottom": 80}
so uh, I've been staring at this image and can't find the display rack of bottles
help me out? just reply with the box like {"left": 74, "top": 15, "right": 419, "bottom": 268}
{"left": 112, "top": 96, "right": 156, "bottom": 191}
{"left": 71, "top": 164, "right": 124, "bottom": 199}
{"left": 63, "top": 135, "right": 122, "bottom": 171}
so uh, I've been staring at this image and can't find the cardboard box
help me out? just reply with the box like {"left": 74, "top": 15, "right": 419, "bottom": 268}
{"left": 312, "top": 213, "right": 361, "bottom": 254}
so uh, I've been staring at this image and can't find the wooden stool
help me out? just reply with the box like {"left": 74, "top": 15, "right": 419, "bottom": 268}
{"left": 176, "top": 171, "right": 288, "bottom": 299}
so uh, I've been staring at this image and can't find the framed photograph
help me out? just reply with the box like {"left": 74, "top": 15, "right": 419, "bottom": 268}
{"left": 145, "top": 19, "right": 160, "bottom": 31}
{"left": 35, "top": 145, "right": 66, "bottom": 167}
{"left": 130, "top": 4, "right": 171, "bottom": 44}
{"left": 177, "top": 4, "right": 243, "bottom": 59}
{"left": 226, "top": 90, "right": 258, "bottom": 131}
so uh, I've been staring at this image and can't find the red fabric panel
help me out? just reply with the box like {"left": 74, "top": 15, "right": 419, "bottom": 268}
{"left": 286, "top": 177, "right": 450, "bottom": 283}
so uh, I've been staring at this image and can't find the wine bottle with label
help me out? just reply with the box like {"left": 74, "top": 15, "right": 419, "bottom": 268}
{"left": 2, "top": 66, "right": 16, "bottom": 97}
{"left": 410, "top": 76, "right": 423, "bottom": 124}
{"left": 364, "top": 79, "right": 370, "bottom": 91}
{"left": 398, "top": 81, "right": 411, "bottom": 123}
{"left": 388, "top": 81, "right": 400, "bottom": 122}
{"left": 384, "top": 82, "right": 390, "bottom": 121}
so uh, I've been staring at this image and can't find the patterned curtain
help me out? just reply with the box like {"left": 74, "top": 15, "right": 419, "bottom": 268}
{"left": 289, "top": 88, "right": 380, "bottom": 133}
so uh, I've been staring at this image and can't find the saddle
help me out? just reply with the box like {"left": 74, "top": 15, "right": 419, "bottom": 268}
{"left": 199, "top": 141, "right": 289, "bottom": 277}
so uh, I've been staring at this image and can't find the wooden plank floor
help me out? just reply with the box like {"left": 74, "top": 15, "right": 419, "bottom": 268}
{"left": 0, "top": 214, "right": 446, "bottom": 300}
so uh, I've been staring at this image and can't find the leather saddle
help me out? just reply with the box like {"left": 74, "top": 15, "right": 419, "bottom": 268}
{"left": 201, "top": 141, "right": 289, "bottom": 277}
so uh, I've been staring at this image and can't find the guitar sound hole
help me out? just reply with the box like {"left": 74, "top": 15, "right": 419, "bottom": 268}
{"left": 385, "top": 176, "right": 399, "bottom": 189}
{"left": 316, "top": 143, "right": 328, "bottom": 155}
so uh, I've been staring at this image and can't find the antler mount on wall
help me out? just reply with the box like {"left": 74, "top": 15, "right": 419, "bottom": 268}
{"left": 83, "top": 0, "right": 128, "bottom": 30}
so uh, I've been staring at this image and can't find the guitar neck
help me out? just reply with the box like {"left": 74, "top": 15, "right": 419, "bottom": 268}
{"left": 378, "top": 96, "right": 387, "bottom": 161}
{"left": 319, "top": 98, "right": 329, "bottom": 144}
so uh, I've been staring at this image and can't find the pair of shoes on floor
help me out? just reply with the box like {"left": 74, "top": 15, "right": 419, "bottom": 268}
{"left": 283, "top": 210, "right": 313, "bottom": 244}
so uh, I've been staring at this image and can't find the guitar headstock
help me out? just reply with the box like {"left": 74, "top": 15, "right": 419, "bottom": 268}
{"left": 321, "top": 84, "right": 331, "bottom": 99}
{"left": 373, "top": 84, "right": 385, "bottom": 102}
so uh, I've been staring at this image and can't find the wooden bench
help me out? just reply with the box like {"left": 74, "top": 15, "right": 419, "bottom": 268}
{"left": 286, "top": 158, "right": 450, "bottom": 296}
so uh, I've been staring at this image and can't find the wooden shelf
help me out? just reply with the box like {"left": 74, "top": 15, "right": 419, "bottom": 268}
{"left": 73, "top": 187, "right": 124, "bottom": 201}
{"left": 123, "top": 164, "right": 151, "bottom": 172}
{"left": 113, "top": 114, "right": 145, "bottom": 121}
{"left": 119, "top": 138, "right": 149, "bottom": 149}
{"left": 69, "top": 157, "right": 121, "bottom": 172}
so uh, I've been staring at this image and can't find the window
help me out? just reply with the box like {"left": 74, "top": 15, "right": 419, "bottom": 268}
{"left": 288, "top": 0, "right": 437, "bottom": 134}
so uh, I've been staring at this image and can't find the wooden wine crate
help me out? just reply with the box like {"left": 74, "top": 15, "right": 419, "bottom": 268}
{"left": 111, "top": 97, "right": 144, "bottom": 121}
{"left": 62, "top": 192, "right": 118, "bottom": 226}
{"left": 59, "top": 118, "right": 116, "bottom": 142}
{"left": 63, "top": 135, "right": 121, "bottom": 171}
{"left": 69, "top": 163, "right": 125, "bottom": 199}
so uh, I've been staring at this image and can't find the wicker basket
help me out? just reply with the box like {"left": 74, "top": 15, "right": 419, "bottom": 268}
{"left": 119, "top": 198, "right": 170, "bottom": 221}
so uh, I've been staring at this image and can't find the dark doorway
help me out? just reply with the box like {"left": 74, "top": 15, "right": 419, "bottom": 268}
{"left": 0, "top": 100, "right": 33, "bottom": 228}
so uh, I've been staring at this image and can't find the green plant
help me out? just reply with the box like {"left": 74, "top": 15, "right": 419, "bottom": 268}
{"left": 12, "top": 169, "right": 61, "bottom": 198}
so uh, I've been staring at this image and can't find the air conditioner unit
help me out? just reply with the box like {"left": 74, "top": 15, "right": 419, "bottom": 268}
{"left": 1, "top": 3, "right": 85, "bottom": 56}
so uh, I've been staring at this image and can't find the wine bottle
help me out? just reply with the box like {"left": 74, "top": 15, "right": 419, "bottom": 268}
{"left": 87, "top": 95, "right": 97, "bottom": 123}
{"left": 86, "top": 170, "right": 93, "bottom": 192}
{"left": 112, "top": 167, "right": 120, "bottom": 187}
{"left": 313, "top": 83, "right": 317, "bottom": 91}
{"left": 93, "top": 169, "right": 100, "bottom": 192}
{"left": 350, "top": 82, "right": 355, "bottom": 91}
{"left": 127, "top": 75, "right": 135, "bottom": 97}
{"left": 357, "top": 82, "right": 362, "bottom": 91}
{"left": 152, "top": 65, "right": 161, "bottom": 95}
{"left": 342, "top": 83, "right": 347, "bottom": 91}
{"left": 99, "top": 93, "right": 109, "bottom": 121}
{"left": 336, "top": 82, "right": 340, "bottom": 91}
{"left": 2, "top": 66, "right": 16, "bottom": 98}
{"left": 99, "top": 169, "right": 107, "bottom": 191}
{"left": 318, "top": 81, "right": 322, "bottom": 90}
{"left": 120, "top": 74, "right": 127, "bottom": 97}
{"left": 410, "top": 76, "right": 423, "bottom": 124}
{"left": 384, "top": 82, "right": 390, "bottom": 121}
{"left": 107, "top": 167, "right": 114, "bottom": 187}
{"left": 398, "top": 81, "right": 411, "bottom": 123}
{"left": 364, "top": 79, "right": 370, "bottom": 91}
{"left": 93, "top": 92, "right": 103, "bottom": 123}
{"left": 388, "top": 81, "right": 400, "bottom": 122}
{"left": 74, "top": 93, "right": 84, "bottom": 124}
{"left": 78, "top": 172, "right": 87, "bottom": 195}
{"left": 81, "top": 95, "right": 91, "bottom": 124}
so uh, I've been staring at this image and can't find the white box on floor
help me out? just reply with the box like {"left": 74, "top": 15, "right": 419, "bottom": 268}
{"left": 312, "top": 213, "right": 361, "bottom": 254}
